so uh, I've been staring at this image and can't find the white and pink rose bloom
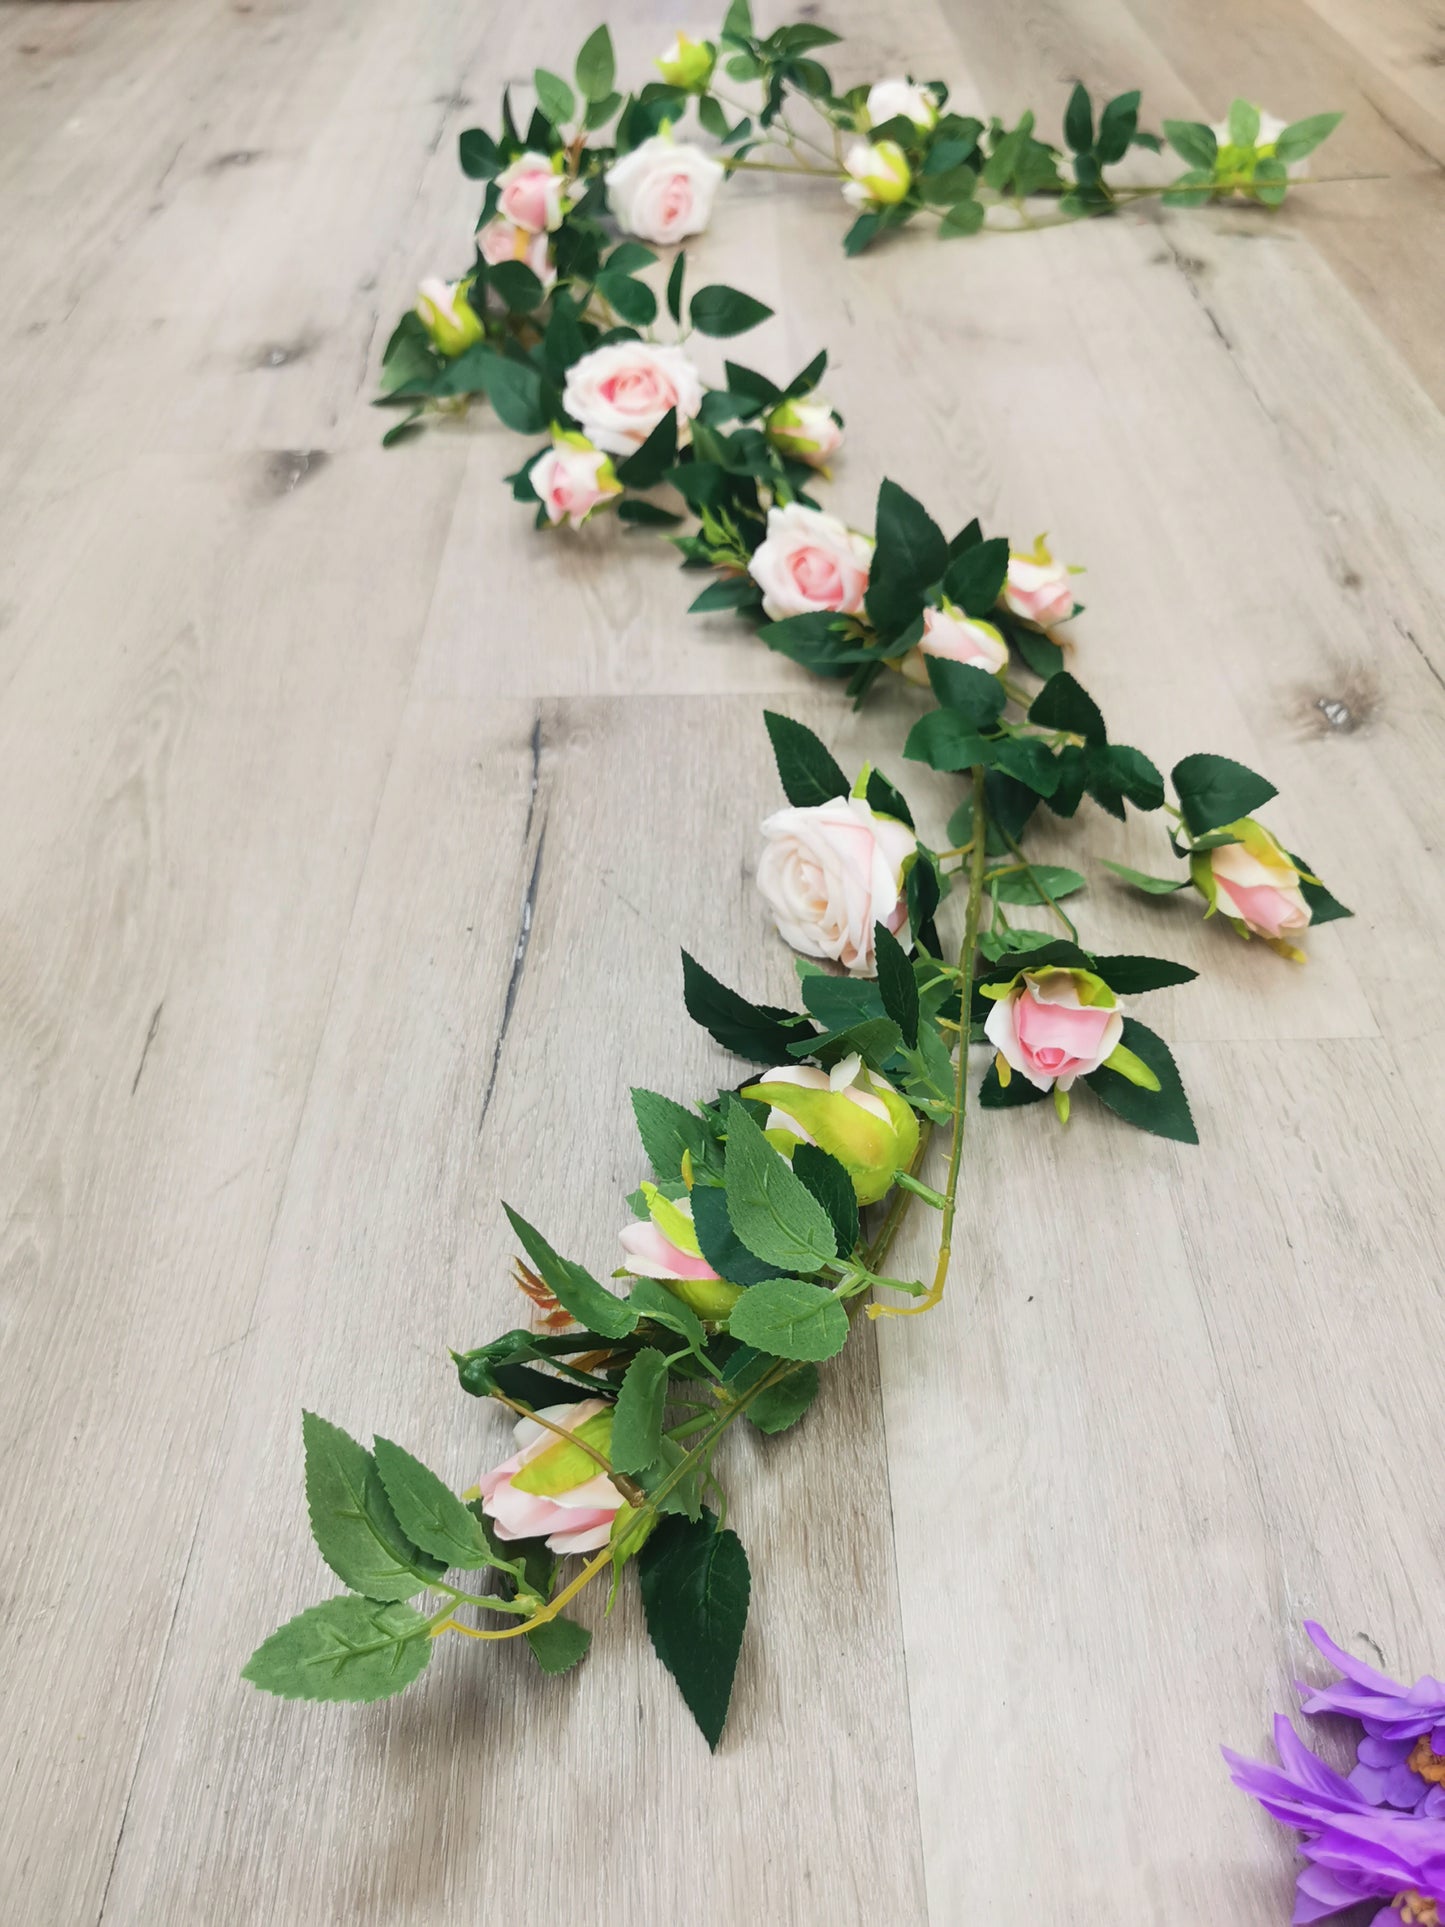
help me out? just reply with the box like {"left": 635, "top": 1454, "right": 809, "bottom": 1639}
{"left": 757, "top": 790, "right": 915, "bottom": 976}
{"left": 842, "top": 138, "right": 911, "bottom": 209}
{"left": 748, "top": 502, "right": 872, "bottom": 621}
{"left": 1195, "top": 818, "right": 1313, "bottom": 958}
{"left": 1001, "top": 535, "right": 1079, "bottom": 629}
{"left": 742, "top": 1055, "right": 921, "bottom": 1206}
{"left": 478, "top": 1399, "right": 622, "bottom": 1555}
{"left": 765, "top": 397, "right": 844, "bottom": 471}
{"left": 561, "top": 340, "right": 704, "bottom": 456}
{"left": 476, "top": 215, "right": 556, "bottom": 290}
{"left": 982, "top": 966, "right": 1158, "bottom": 1119}
{"left": 495, "top": 151, "right": 570, "bottom": 233}
{"left": 617, "top": 1185, "right": 741, "bottom": 1322}
{"left": 605, "top": 132, "right": 725, "bottom": 246}
{"left": 901, "top": 602, "right": 1010, "bottom": 685}
{"left": 530, "top": 431, "right": 622, "bottom": 529}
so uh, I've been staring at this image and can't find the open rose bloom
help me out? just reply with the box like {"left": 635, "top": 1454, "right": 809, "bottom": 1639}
{"left": 743, "top": 1054, "right": 920, "bottom": 1206}
{"left": 604, "top": 132, "right": 724, "bottom": 246}
{"left": 983, "top": 967, "right": 1125, "bottom": 1094}
{"left": 479, "top": 1399, "right": 622, "bottom": 1555}
{"left": 495, "top": 151, "right": 568, "bottom": 232}
{"left": 1001, "top": 534, "right": 1078, "bottom": 628}
{"left": 1195, "top": 816, "right": 1313, "bottom": 958}
{"left": 756, "top": 792, "right": 915, "bottom": 975}
{"left": 562, "top": 340, "right": 704, "bottom": 456}
{"left": 618, "top": 1185, "right": 741, "bottom": 1321}
{"left": 748, "top": 502, "right": 872, "bottom": 621}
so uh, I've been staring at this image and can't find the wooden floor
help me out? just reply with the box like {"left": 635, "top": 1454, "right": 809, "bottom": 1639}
{"left": 2, "top": 0, "right": 1443, "bottom": 1920}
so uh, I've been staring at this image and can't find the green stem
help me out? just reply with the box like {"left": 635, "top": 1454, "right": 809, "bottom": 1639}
{"left": 997, "top": 822, "right": 1079, "bottom": 941}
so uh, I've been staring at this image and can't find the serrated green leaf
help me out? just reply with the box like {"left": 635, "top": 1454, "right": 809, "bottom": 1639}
{"left": 243, "top": 1595, "right": 433, "bottom": 1703}
{"left": 988, "top": 863, "right": 1085, "bottom": 906}
{"left": 978, "top": 1058, "right": 1049, "bottom": 1108}
{"left": 1162, "top": 119, "right": 1217, "bottom": 170}
{"left": 631, "top": 1087, "right": 713, "bottom": 1183}
{"left": 1082, "top": 1016, "right": 1197, "bottom": 1143}
{"left": 722, "top": 1099, "right": 838, "bottom": 1274}
{"left": 639, "top": 1511, "right": 750, "bottom": 1749}
{"left": 1028, "top": 671, "right": 1107, "bottom": 745}
{"left": 503, "top": 1204, "right": 638, "bottom": 1339}
{"left": 1087, "top": 953, "right": 1198, "bottom": 994}
{"left": 526, "top": 1612, "right": 593, "bottom": 1674}
{"left": 727, "top": 1276, "right": 848, "bottom": 1361}
{"left": 873, "top": 920, "right": 920, "bottom": 1047}
{"left": 534, "top": 68, "right": 576, "bottom": 129}
{"left": 1171, "top": 752, "right": 1278, "bottom": 836}
{"left": 302, "top": 1413, "right": 445, "bottom": 1602}
{"left": 992, "top": 735, "right": 1061, "bottom": 797}
{"left": 874, "top": 478, "right": 948, "bottom": 593}
{"left": 790, "top": 1142, "right": 859, "bottom": 1259}
{"left": 681, "top": 950, "right": 815, "bottom": 1063}
{"left": 575, "top": 24, "right": 616, "bottom": 101}
{"left": 904, "top": 709, "right": 994, "bottom": 773}
{"left": 1100, "top": 858, "right": 1191, "bottom": 895}
{"left": 372, "top": 1436, "right": 495, "bottom": 1571}
{"left": 666, "top": 250, "right": 686, "bottom": 324}
{"left": 627, "top": 1275, "right": 712, "bottom": 1357}
{"left": 689, "top": 1183, "right": 780, "bottom": 1287}
{"left": 596, "top": 269, "right": 658, "bottom": 326}
{"left": 1290, "top": 851, "right": 1352, "bottom": 926}
{"left": 764, "top": 710, "right": 849, "bottom": 808}
{"left": 611, "top": 1348, "right": 669, "bottom": 1474}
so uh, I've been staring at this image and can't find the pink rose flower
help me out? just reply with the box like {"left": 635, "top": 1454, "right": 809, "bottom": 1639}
{"left": 604, "top": 133, "right": 725, "bottom": 246}
{"left": 531, "top": 434, "right": 621, "bottom": 529}
{"left": 495, "top": 152, "right": 568, "bottom": 233}
{"left": 757, "top": 793, "right": 916, "bottom": 975}
{"left": 748, "top": 503, "right": 873, "bottom": 621}
{"left": 983, "top": 967, "right": 1124, "bottom": 1091}
{"left": 476, "top": 215, "right": 556, "bottom": 289}
{"left": 1202, "top": 822, "right": 1312, "bottom": 949}
{"left": 478, "top": 1398, "right": 622, "bottom": 1556}
{"left": 618, "top": 1191, "right": 742, "bottom": 1321}
{"left": 902, "top": 603, "right": 1010, "bottom": 684}
{"left": 765, "top": 397, "right": 844, "bottom": 470}
{"left": 1002, "top": 535, "right": 1077, "bottom": 628}
{"left": 561, "top": 341, "right": 704, "bottom": 456}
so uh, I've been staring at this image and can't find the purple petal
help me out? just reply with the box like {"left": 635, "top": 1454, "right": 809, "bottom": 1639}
{"left": 1358, "top": 1737, "right": 1416, "bottom": 1770}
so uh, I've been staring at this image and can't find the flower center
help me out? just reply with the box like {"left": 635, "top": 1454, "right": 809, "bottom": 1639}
{"left": 790, "top": 546, "right": 844, "bottom": 604}
{"left": 1408, "top": 1737, "right": 1445, "bottom": 1787}
{"left": 1395, "top": 1895, "right": 1441, "bottom": 1927}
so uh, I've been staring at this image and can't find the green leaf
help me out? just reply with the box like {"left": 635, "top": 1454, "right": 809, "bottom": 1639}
{"left": 611, "top": 1348, "right": 669, "bottom": 1474}
{"left": 627, "top": 1274, "right": 712, "bottom": 1360}
{"left": 1162, "top": 119, "right": 1217, "bottom": 170}
{"left": 1096, "top": 90, "right": 1141, "bottom": 165}
{"left": 681, "top": 951, "right": 815, "bottom": 1064}
{"left": 666, "top": 250, "right": 686, "bottom": 325}
{"left": 1100, "top": 858, "right": 1190, "bottom": 895}
{"left": 302, "top": 1413, "right": 446, "bottom": 1602}
{"left": 1087, "top": 742, "right": 1165, "bottom": 817}
{"left": 372, "top": 1436, "right": 496, "bottom": 1571}
{"left": 790, "top": 1142, "right": 859, "bottom": 1259}
{"left": 1063, "top": 82, "right": 1094, "bottom": 153}
{"left": 988, "top": 863, "right": 1085, "bottom": 906}
{"left": 242, "top": 1595, "right": 433, "bottom": 1703}
{"left": 865, "top": 766, "right": 915, "bottom": 829}
{"left": 979, "top": 1060, "right": 1048, "bottom": 1109}
{"left": 1088, "top": 953, "right": 1198, "bottom": 994}
{"left": 1274, "top": 112, "right": 1343, "bottom": 164}
{"left": 689, "top": 1183, "right": 779, "bottom": 1287}
{"left": 727, "top": 1275, "right": 848, "bottom": 1363}
{"left": 487, "top": 259, "right": 545, "bottom": 314}
{"left": 534, "top": 67, "right": 576, "bottom": 129}
{"left": 764, "top": 710, "right": 849, "bottom": 808}
{"left": 874, "top": 479, "right": 948, "bottom": 592}
{"left": 1014, "top": 628, "right": 1064, "bottom": 679}
{"left": 688, "top": 577, "right": 759, "bottom": 614}
{"left": 502, "top": 1204, "right": 638, "bottom": 1339}
{"left": 575, "top": 24, "right": 616, "bottom": 101}
{"left": 873, "top": 921, "right": 920, "bottom": 1047}
{"left": 722, "top": 1099, "right": 839, "bottom": 1273}
{"left": 639, "top": 1511, "right": 750, "bottom": 1749}
{"left": 614, "top": 405, "right": 676, "bottom": 487}
{"left": 991, "top": 736, "right": 1060, "bottom": 797}
{"left": 941, "top": 535, "right": 1009, "bottom": 615}
{"left": 1290, "top": 851, "right": 1353, "bottom": 926}
{"left": 747, "top": 1362, "right": 820, "bottom": 1433}
{"left": 939, "top": 196, "right": 986, "bottom": 236}
{"left": 1162, "top": 166, "right": 1216, "bottom": 209}
{"left": 926, "top": 657, "right": 1007, "bottom": 728}
{"left": 690, "top": 284, "right": 774, "bottom": 337}
{"left": 459, "top": 126, "right": 501, "bottom": 179}
{"left": 1028, "top": 671, "right": 1107, "bottom": 745}
{"left": 618, "top": 498, "right": 685, "bottom": 527}
{"left": 585, "top": 89, "right": 625, "bottom": 131}
{"left": 1228, "top": 98, "right": 1261, "bottom": 148}
{"left": 1082, "top": 1017, "right": 1197, "bottom": 1144}
{"left": 1171, "top": 752, "right": 1277, "bottom": 836}
{"left": 526, "top": 1613, "right": 593, "bottom": 1675}
{"left": 843, "top": 211, "right": 883, "bottom": 255}
{"left": 631, "top": 1087, "right": 712, "bottom": 1183}
{"left": 1253, "top": 155, "right": 1289, "bottom": 205}
{"left": 721, "top": 0, "right": 754, "bottom": 38}
{"left": 904, "top": 710, "right": 994, "bottom": 773}
{"left": 478, "top": 355, "right": 547, "bottom": 434}
{"left": 596, "top": 269, "right": 658, "bottom": 326}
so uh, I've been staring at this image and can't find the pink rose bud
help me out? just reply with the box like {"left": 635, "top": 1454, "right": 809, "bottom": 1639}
{"left": 414, "top": 276, "right": 485, "bottom": 357}
{"left": 495, "top": 151, "right": 569, "bottom": 233}
{"left": 748, "top": 502, "right": 873, "bottom": 621}
{"left": 742, "top": 1054, "right": 921, "bottom": 1206}
{"left": 765, "top": 397, "right": 844, "bottom": 470}
{"left": 604, "top": 132, "right": 725, "bottom": 246}
{"left": 756, "top": 792, "right": 916, "bottom": 976}
{"left": 561, "top": 341, "right": 705, "bottom": 456}
{"left": 842, "top": 138, "right": 911, "bottom": 209}
{"left": 982, "top": 967, "right": 1125, "bottom": 1093}
{"left": 1195, "top": 818, "right": 1313, "bottom": 957}
{"left": 478, "top": 1399, "right": 623, "bottom": 1555}
{"left": 530, "top": 432, "right": 622, "bottom": 530}
{"left": 617, "top": 1185, "right": 742, "bottom": 1322}
{"left": 476, "top": 215, "right": 557, "bottom": 290}
{"left": 1002, "top": 535, "right": 1078, "bottom": 629}
{"left": 902, "top": 603, "right": 1010, "bottom": 684}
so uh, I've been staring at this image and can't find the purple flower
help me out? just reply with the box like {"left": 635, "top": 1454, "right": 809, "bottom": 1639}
{"left": 1301, "top": 1625, "right": 1445, "bottom": 1817}
{"left": 1224, "top": 1716, "right": 1445, "bottom": 1924}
